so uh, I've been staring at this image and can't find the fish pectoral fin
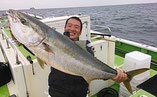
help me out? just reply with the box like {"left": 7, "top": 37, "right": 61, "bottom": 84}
{"left": 37, "top": 57, "right": 45, "bottom": 69}
{"left": 42, "top": 42, "right": 54, "bottom": 54}
{"left": 124, "top": 68, "right": 149, "bottom": 94}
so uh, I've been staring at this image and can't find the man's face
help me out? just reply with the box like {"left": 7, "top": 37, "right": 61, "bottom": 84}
{"left": 65, "top": 18, "right": 82, "bottom": 41}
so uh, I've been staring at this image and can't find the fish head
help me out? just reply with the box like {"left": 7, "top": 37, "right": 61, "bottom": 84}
{"left": 7, "top": 9, "right": 46, "bottom": 47}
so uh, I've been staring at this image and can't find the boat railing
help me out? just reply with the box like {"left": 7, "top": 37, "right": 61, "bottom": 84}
{"left": 91, "top": 24, "right": 112, "bottom": 33}
{"left": 116, "top": 38, "right": 157, "bottom": 53}
{"left": 0, "top": 27, "right": 21, "bottom": 64}
{"left": 90, "top": 24, "right": 112, "bottom": 37}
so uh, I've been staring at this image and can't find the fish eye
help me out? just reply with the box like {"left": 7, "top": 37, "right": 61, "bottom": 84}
{"left": 20, "top": 18, "right": 27, "bottom": 24}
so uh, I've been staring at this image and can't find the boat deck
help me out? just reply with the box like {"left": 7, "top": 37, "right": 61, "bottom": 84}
{"left": 1, "top": 43, "right": 157, "bottom": 97}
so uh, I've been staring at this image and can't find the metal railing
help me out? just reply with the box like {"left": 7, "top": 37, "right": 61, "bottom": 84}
{"left": 91, "top": 24, "right": 112, "bottom": 33}
{"left": 90, "top": 24, "right": 112, "bottom": 37}
{"left": 0, "top": 27, "right": 21, "bottom": 64}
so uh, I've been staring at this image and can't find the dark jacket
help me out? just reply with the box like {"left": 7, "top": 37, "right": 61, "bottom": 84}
{"left": 48, "top": 32, "right": 94, "bottom": 97}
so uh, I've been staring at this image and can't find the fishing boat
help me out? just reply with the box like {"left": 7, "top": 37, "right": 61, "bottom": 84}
{"left": 0, "top": 12, "right": 157, "bottom": 97}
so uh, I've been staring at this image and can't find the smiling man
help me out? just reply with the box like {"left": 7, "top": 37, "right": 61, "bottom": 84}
{"left": 48, "top": 16, "right": 127, "bottom": 97}
{"left": 64, "top": 17, "right": 82, "bottom": 41}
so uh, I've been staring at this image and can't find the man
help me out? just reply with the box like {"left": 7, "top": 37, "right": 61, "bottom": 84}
{"left": 48, "top": 17, "right": 127, "bottom": 97}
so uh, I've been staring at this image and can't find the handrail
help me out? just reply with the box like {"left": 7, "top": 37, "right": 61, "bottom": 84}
{"left": 0, "top": 27, "right": 21, "bottom": 64}
{"left": 91, "top": 24, "right": 112, "bottom": 33}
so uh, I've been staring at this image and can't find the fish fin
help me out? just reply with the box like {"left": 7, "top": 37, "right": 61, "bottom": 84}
{"left": 123, "top": 68, "right": 149, "bottom": 94}
{"left": 74, "top": 41, "right": 87, "bottom": 51}
{"left": 123, "top": 77, "right": 132, "bottom": 94}
{"left": 37, "top": 57, "right": 45, "bottom": 69}
{"left": 83, "top": 77, "right": 92, "bottom": 84}
{"left": 42, "top": 42, "right": 54, "bottom": 54}
{"left": 126, "top": 68, "right": 149, "bottom": 78}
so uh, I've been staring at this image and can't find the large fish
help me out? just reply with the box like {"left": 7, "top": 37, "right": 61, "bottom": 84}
{"left": 7, "top": 9, "right": 148, "bottom": 94}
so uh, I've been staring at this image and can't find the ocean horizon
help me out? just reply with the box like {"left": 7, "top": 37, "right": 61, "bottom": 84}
{"left": 1, "top": 3, "right": 157, "bottom": 47}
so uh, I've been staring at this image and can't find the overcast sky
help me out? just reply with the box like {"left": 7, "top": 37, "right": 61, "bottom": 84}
{"left": 1, "top": 0, "right": 157, "bottom": 10}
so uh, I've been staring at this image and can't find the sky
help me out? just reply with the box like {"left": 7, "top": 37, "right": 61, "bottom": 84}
{"left": 0, "top": 0, "right": 157, "bottom": 10}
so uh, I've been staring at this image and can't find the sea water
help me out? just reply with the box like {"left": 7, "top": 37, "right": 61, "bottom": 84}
{"left": 1, "top": 3, "right": 157, "bottom": 47}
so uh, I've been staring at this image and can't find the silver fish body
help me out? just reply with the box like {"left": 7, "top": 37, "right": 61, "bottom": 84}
{"left": 7, "top": 10, "right": 149, "bottom": 94}
{"left": 7, "top": 9, "right": 117, "bottom": 81}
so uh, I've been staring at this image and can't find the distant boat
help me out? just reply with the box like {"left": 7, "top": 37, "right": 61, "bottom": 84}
{"left": 30, "top": 7, "right": 35, "bottom": 10}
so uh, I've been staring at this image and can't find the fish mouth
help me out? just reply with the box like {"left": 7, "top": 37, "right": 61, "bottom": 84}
{"left": 7, "top": 9, "right": 46, "bottom": 47}
{"left": 7, "top": 10, "right": 18, "bottom": 23}
{"left": 8, "top": 9, "right": 17, "bottom": 15}
{"left": 8, "top": 9, "right": 21, "bottom": 20}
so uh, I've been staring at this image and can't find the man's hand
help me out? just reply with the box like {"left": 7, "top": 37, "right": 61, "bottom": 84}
{"left": 112, "top": 70, "right": 128, "bottom": 83}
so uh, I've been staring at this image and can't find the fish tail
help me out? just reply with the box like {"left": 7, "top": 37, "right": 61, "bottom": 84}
{"left": 123, "top": 76, "right": 132, "bottom": 94}
{"left": 123, "top": 68, "right": 149, "bottom": 94}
